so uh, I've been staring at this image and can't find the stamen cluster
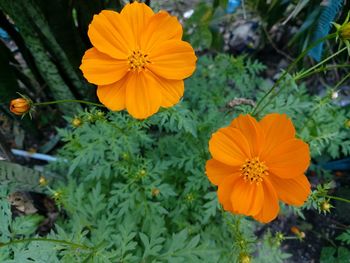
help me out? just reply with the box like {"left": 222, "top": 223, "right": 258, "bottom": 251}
{"left": 240, "top": 157, "right": 269, "bottom": 184}
{"left": 127, "top": 50, "right": 150, "bottom": 71}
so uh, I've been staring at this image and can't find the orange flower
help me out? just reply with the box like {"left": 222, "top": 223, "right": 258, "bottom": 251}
{"left": 10, "top": 98, "right": 31, "bottom": 116}
{"left": 80, "top": 2, "right": 197, "bottom": 119}
{"left": 206, "top": 113, "right": 311, "bottom": 223}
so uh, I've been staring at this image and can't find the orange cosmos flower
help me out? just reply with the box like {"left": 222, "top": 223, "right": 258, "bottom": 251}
{"left": 206, "top": 113, "right": 311, "bottom": 223}
{"left": 80, "top": 2, "right": 197, "bottom": 119}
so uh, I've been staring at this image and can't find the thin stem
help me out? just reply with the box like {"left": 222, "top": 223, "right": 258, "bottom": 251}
{"left": 0, "top": 238, "right": 93, "bottom": 251}
{"left": 251, "top": 33, "right": 337, "bottom": 117}
{"left": 293, "top": 64, "right": 350, "bottom": 80}
{"left": 283, "top": 236, "right": 300, "bottom": 240}
{"left": 325, "top": 195, "right": 350, "bottom": 204}
{"left": 333, "top": 71, "right": 350, "bottom": 91}
{"left": 255, "top": 43, "right": 345, "bottom": 116}
{"left": 295, "top": 46, "right": 347, "bottom": 80}
{"left": 34, "top": 99, "right": 105, "bottom": 108}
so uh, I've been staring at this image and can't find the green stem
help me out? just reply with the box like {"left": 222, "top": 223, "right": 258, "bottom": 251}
{"left": 283, "top": 236, "right": 300, "bottom": 240}
{"left": 333, "top": 71, "right": 350, "bottom": 91}
{"left": 0, "top": 238, "right": 93, "bottom": 251}
{"left": 295, "top": 46, "right": 347, "bottom": 80}
{"left": 255, "top": 45, "right": 346, "bottom": 116}
{"left": 251, "top": 33, "right": 337, "bottom": 117}
{"left": 293, "top": 64, "right": 350, "bottom": 80}
{"left": 325, "top": 195, "right": 350, "bottom": 204}
{"left": 34, "top": 99, "right": 105, "bottom": 108}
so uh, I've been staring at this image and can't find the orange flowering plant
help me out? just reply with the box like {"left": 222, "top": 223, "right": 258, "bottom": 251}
{"left": 80, "top": 2, "right": 197, "bottom": 119}
{"left": 4, "top": 1, "right": 350, "bottom": 262}
{"left": 206, "top": 113, "right": 311, "bottom": 223}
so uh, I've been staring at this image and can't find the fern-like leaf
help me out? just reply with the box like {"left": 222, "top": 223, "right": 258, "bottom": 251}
{"left": 0, "top": 161, "right": 44, "bottom": 191}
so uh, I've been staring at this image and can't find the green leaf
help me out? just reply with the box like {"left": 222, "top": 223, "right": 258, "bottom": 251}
{"left": 0, "top": 161, "right": 46, "bottom": 191}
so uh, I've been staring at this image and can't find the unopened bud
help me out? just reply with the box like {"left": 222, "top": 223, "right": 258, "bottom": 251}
{"left": 72, "top": 117, "right": 82, "bottom": 127}
{"left": 151, "top": 188, "right": 160, "bottom": 196}
{"left": 139, "top": 169, "right": 146, "bottom": 177}
{"left": 39, "top": 176, "right": 48, "bottom": 186}
{"left": 340, "top": 23, "right": 350, "bottom": 40}
{"left": 10, "top": 97, "right": 31, "bottom": 116}
{"left": 291, "top": 226, "right": 305, "bottom": 239}
{"left": 345, "top": 120, "right": 350, "bottom": 128}
{"left": 239, "top": 253, "right": 251, "bottom": 263}
{"left": 320, "top": 201, "right": 332, "bottom": 213}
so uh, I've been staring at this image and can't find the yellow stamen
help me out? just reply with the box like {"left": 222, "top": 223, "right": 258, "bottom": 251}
{"left": 240, "top": 157, "right": 268, "bottom": 184}
{"left": 127, "top": 50, "right": 150, "bottom": 71}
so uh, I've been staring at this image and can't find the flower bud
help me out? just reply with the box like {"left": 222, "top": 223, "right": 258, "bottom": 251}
{"left": 345, "top": 120, "right": 350, "bottom": 128}
{"left": 151, "top": 188, "right": 160, "bottom": 196}
{"left": 291, "top": 226, "right": 305, "bottom": 239}
{"left": 320, "top": 200, "right": 332, "bottom": 213}
{"left": 39, "top": 176, "right": 48, "bottom": 186}
{"left": 10, "top": 98, "right": 31, "bottom": 116}
{"left": 340, "top": 23, "right": 350, "bottom": 40}
{"left": 72, "top": 117, "right": 82, "bottom": 128}
{"left": 239, "top": 253, "right": 251, "bottom": 263}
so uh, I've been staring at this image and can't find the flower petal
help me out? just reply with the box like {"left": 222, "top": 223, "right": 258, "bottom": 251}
{"left": 155, "top": 77, "right": 184, "bottom": 108}
{"left": 230, "top": 115, "right": 263, "bottom": 157}
{"left": 97, "top": 75, "right": 129, "bottom": 111}
{"left": 120, "top": 2, "right": 154, "bottom": 46}
{"left": 141, "top": 11, "right": 182, "bottom": 52}
{"left": 80, "top": 48, "right": 128, "bottom": 85}
{"left": 260, "top": 113, "right": 296, "bottom": 158}
{"left": 209, "top": 127, "right": 251, "bottom": 166}
{"left": 253, "top": 178, "right": 279, "bottom": 223}
{"left": 265, "top": 139, "right": 310, "bottom": 178}
{"left": 206, "top": 159, "right": 239, "bottom": 186}
{"left": 217, "top": 175, "right": 240, "bottom": 212}
{"left": 231, "top": 179, "right": 264, "bottom": 216}
{"left": 88, "top": 10, "right": 135, "bottom": 59}
{"left": 269, "top": 174, "right": 311, "bottom": 206}
{"left": 125, "top": 72, "right": 162, "bottom": 119}
{"left": 147, "top": 40, "right": 197, "bottom": 80}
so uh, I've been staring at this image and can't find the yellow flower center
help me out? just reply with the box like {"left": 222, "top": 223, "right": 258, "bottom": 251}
{"left": 127, "top": 50, "right": 150, "bottom": 71}
{"left": 240, "top": 157, "right": 268, "bottom": 184}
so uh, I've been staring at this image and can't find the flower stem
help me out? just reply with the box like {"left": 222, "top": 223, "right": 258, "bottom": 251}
{"left": 34, "top": 99, "right": 105, "bottom": 108}
{"left": 0, "top": 238, "right": 93, "bottom": 251}
{"left": 294, "top": 46, "right": 348, "bottom": 81}
{"left": 324, "top": 194, "right": 350, "bottom": 204}
{"left": 251, "top": 33, "right": 337, "bottom": 117}
{"left": 292, "top": 64, "right": 350, "bottom": 80}
{"left": 333, "top": 71, "right": 350, "bottom": 91}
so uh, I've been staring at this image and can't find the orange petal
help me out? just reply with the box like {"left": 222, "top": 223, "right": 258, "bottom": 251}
{"left": 80, "top": 48, "right": 128, "bottom": 85}
{"left": 209, "top": 127, "right": 251, "bottom": 166}
{"left": 217, "top": 175, "right": 240, "bottom": 212}
{"left": 141, "top": 11, "right": 182, "bottom": 52}
{"left": 205, "top": 159, "right": 239, "bottom": 186}
{"left": 155, "top": 77, "right": 184, "bottom": 108}
{"left": 125, "top": 72, "right": 162, "bottom": 119}
{"left": 265, "top": 139, "right": 310, "bottom": 178}
{"left": 97, "top": 75, "right": 129, "bottom": 111}
{"left": 260, "top": 113, "right": 296, "bottom": 158}
{"left": 231, "top": 179, "right": 264, "bottom": 216}
{"left": 269, "top": 174, "right": 311, "bottom": 206}
{"left": 88, "top": 10, "right": 134, "bottom": 59}
{"left": 230, "top": 115, "right": 263, "bottom": 157}
{"left": 120, "top": 2, "right": 154, "bottom": 46}
{"left": 253, "top": 178, "right": 279, "bottom": 223}
{"left": 147, "top": 40, "right": 197, "bottom": 80}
